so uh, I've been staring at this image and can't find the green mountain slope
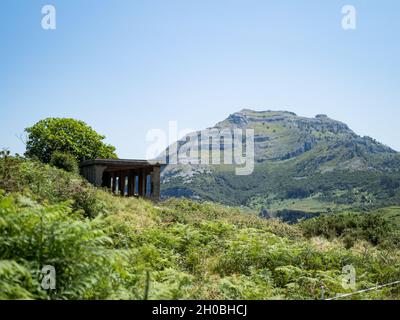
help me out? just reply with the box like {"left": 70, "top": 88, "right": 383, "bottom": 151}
{"left": 161, "top": 110, "right": 400, "bottom": 218}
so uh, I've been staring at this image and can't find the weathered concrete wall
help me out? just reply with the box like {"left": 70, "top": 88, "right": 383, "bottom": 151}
{"left": 81, "top": 165, "right": 107, "bottom": 187}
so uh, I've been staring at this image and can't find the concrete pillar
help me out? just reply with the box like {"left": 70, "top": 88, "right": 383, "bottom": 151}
{"left": 127, "top": 173, "right": 133, "bottom": 196}
{"left": 133, "top": 173, "right": 137, "bottom": 196}
{"left": 111, "top": 172, "right": 115, "bottom": 193}
{"left": 151, "top": 166, "right": 160, "bottom": 201}
{"left": 115, "top": 175, "right": 120, "bottom": 194}
{"left": 118, "top": 171, "right": 124, "bottom": 196}
{"left": 142, "top": 173, "right": 146, "bottom": 198}
{"left": 138, "top": 169, "right": 144, "bottom": 196}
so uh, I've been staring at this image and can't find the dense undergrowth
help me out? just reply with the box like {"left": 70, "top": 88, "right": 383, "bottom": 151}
{"left": 1, "top": 155, "right": 400, "bottom": 299}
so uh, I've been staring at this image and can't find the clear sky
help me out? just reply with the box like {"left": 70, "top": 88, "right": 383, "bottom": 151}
{"left": 1, "top": 0, "right": 399, "bottom": 158}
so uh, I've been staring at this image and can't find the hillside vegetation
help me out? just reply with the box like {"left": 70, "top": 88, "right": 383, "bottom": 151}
{"left": 1, "top": 155, "right": 400, "bottom": 300}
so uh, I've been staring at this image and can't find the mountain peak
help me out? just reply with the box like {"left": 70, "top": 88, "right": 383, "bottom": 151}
{"left": 162, "top": 108, "right": 400, "bottom": 211}
{"left": 236, "top": 109, "right": 297, "bottom": 116}
{"left": 210, "top": 108, "right": 398, "bottom": 163}
{"left": 217, "top": 109, "right": 350, "bottom": 133}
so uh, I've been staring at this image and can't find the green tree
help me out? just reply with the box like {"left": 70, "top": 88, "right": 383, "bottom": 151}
{"left": 25, "top": 118, "right": 117, "bottom": 163}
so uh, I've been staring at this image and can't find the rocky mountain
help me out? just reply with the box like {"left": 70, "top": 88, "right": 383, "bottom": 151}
{"left": 161, "top": 109, "right": 400, "bottom": 220}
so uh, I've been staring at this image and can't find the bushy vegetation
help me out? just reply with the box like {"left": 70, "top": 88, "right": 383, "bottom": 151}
{"left": 1, "top": 155, "right": 400, "bottom": 300}
{"left": 299, "top": 212, "right": 400, "bottom": 249}
{"left": 0, "top": 155, "right": 111, "bottom": 218}
{"left": 50, "top": 151, "right": 79, "bottom": 174}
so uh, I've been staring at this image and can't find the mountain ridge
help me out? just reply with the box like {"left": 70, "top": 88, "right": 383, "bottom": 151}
{"left": 161, "top": 109, "right": 400, "bottom": 220}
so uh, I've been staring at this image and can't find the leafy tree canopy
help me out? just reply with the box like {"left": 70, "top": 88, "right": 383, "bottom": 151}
{"left": 25, "top": 118, "right": 117, "bottom": 163}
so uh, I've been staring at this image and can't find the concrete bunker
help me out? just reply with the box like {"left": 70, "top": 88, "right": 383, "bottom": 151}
{"left": 80, "top": 159, "right": 162, "bottom": 200}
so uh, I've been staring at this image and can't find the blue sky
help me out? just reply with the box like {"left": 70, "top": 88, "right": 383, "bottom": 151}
{"left": 1, "top": 0, "right": 399, "bottom": 158}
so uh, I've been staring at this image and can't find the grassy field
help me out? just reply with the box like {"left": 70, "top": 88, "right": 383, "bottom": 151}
{"left": 249, "top": 193, "right": 352, "bottom": 213}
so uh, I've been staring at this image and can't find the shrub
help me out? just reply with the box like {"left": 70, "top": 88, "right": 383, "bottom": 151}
{"left": 50, "top": 151, "right": 79, "bottom": 174}
{"left": 0, "top": 150, "right": 25, "bottom": 193}
{"left": 299, "top": 212, "right": 400, "bottom": 248}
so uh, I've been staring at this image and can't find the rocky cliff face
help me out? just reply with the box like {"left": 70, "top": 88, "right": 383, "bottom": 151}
{"left": 214, "top": 109, "right": 394, "bottom": 163}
